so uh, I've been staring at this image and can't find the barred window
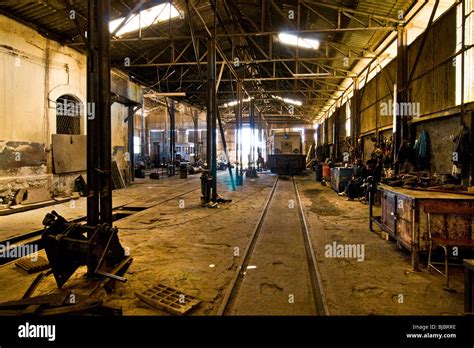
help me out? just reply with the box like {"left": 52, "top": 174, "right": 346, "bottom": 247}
{"left": 56, "top": 95, "right": 82, "bottom": 135}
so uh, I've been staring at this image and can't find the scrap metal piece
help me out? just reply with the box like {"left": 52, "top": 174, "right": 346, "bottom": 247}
{"left": 0, "top": 291, "right": 71, "bottom": 308}
{"left": 22, "top": 271, "right": 51, "bottom": 299}
{"left": 135, "top": 284, "right": 201, "bottom": 316}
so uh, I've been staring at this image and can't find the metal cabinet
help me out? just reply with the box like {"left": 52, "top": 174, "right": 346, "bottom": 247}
{"left": 330, "top": 167, "right": 353, "bottom": 193}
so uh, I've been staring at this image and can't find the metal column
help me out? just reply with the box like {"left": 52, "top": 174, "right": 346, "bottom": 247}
{"left": 86, "top": 0, "right": 112, "bottom": 226}
{"left": 127, "top": 106, "right": 135, "bottom": 181}
{"left": 351, "top": 78, "right": 360, "bottom": 158}
{"left": 395, "top": 26, "right": 409, "bottom": 174}
{"left": 201, "top": 36, "right": 217, "bottom": 204}
{"left": 210, "top": 38, "right": 218, "bottom": 201}
{"left": 193, "top": 110, "right": 199, "bottom": 160}
{"left": 169, "top": 99, "right": 176, "bottom": 176}
{"left": 235, "top": 80, "right": 243, "bottom": 185}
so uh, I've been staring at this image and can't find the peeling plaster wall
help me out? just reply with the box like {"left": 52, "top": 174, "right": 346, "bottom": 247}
{"left": 0, "top": 15, "right": 141, "bottom": 196}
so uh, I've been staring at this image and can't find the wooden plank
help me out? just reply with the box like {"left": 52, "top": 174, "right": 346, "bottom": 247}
{"left": 111, "top": 161, "right": 125, "bottom": 189}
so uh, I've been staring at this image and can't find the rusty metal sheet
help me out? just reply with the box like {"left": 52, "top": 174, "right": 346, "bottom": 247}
{"left": 52, "top": 134, "right": 86, "bottom": 174}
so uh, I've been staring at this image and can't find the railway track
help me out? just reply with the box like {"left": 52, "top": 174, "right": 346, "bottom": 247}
{"left": 0, "top": 184, "right": 202, "bottom": 266}
{"left": 217, "top": 176, "right": 329, "bottom": 316}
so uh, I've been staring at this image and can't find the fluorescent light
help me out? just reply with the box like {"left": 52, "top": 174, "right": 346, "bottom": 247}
{"left": 272, "top": 95, "right": 303, "bottom": 106}
{"left": 222, "top": 97, "right": 253, "bottom": 108}
{"left": 144, "top": 92, "right": 186, "bottom": 97}
{"left": 110, "top": 3, "right": 180, "bottom": 37}
{"left": 278, "top": 33, "right": 320, "bottom": 50}
{"left": 292, "top": 73, "right": 330, "bottom": 77}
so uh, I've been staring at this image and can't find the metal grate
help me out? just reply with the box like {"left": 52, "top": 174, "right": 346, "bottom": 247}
{"left": 56, "top": 95, "right": 82, "bottom": 135}
{"left": 15, "top": 256, "right": 50, "bottom": 273}
{"left": 135, "top": 284, "right": 201, "bottom": 315}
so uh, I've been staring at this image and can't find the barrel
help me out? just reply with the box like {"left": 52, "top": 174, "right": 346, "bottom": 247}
{"left": 322, "top": 164, "right": 331, "bottom": 178}
{"left": 179, "top": 163, "right": 188, "bottom": 179}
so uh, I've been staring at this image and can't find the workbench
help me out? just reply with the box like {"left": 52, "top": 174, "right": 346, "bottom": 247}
{"left": 372, "top": 185, "right": 474, "bottom": 271}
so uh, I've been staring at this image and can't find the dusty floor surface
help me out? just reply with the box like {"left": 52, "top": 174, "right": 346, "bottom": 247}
{"left": 0, "top": 171, "right": 468, "bottom": 315}
{"left": 297, "top": 175, "right": 466, "bottom": 315}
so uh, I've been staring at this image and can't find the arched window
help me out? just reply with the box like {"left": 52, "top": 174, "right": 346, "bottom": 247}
{"left": 56, "top": 95, "right": 82, "bottom": 135}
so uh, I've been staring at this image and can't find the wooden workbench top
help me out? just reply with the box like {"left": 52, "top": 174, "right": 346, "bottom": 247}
{"left": 379, "top": 184, "right": 474, "bottom": 200}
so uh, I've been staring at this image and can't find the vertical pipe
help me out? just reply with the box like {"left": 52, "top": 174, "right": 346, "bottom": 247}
{"left": 395, "top": 26, "right": 408, "bottom": 174}
{"left": 249, "top": 101, "right": 255, "bottom": 171}
{"left": 210, "top": 39, "right": 218, "bottom": 201}
{"left": 461, "top": 0, "right": 466, "bottom": 124}
{"left": 97, "top": 0, "right": 112, "bottom": 224}
{"left": 206, "top": 39, "right": 213, "bottom": 173}
{"left": 193, "top": 110, "right": 199, "bottom": 160}
{"left": 128, "top": 106, "right": 135, "bottom": 181}
{"left": 86, "top": 0, "right": 98, "bottom": 226}
{"left": 238, "top": 83, "right": 244, "bottom": 178}
{"left": 234, "top": 104, "right": 239, "bottom": 181}
{"left": 352, "top": 78, "right": 359, "bottom": 156}
{"left": 87, "top": 0, "right": 112, "bottom": 225}
{"left": 169, "top": 99, "right": 176, "bottom": 176}
{"left": 141, "top": 99, "right": 146, "bottom": 159}
{"left": 236, "top": 81, "right": 243, "bottom": 185}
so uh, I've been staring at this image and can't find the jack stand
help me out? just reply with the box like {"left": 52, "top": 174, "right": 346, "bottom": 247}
{"left": 41, "top": 211, "right": 128, "bottom": 288}
{"left": 200, "top": 170, "right": 212, "bottom": 206}
{"left": 245, "top": 168, "right": 258, "bottom": 178}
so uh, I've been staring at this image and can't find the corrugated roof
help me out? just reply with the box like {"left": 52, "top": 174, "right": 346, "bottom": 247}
{"left": 0, "top": 0, "right": 417, "bottom": 121}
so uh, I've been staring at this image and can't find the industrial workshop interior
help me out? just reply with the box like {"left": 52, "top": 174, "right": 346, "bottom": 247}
{"left": 0, "top": 0, "right": 474, "bottom": 345}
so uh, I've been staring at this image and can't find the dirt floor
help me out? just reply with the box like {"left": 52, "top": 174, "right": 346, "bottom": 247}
{"left": 0, "top": 171, "right": 469, "bottom": 316}
{"left": 297, "top": 175, "right": 466, "bottom": 315}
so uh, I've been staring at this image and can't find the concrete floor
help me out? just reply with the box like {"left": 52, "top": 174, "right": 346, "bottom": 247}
{"left": 0, "top": 172, "right": 467, "bottom": 315}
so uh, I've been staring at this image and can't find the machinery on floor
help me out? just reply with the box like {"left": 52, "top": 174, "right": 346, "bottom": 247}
{"left": 267, "top": 131, "right": 306, "bottom": 175}
{"left": 42, "top": 211, "right": 129, "bottom": 288}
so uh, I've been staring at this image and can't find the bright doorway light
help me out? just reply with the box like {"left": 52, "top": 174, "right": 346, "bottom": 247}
{"left": 110, "top": 3, "right": 180, "bottom": 37}
{"left": 278, "top": 33, "right": 320, "bottom": 50}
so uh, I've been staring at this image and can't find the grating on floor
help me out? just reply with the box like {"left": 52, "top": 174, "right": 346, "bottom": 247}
{"left": 15, "top": 256, "right": 50, "bottom": 273}
{"left": 135, "top": 284, "right": 201, "bottom": 315}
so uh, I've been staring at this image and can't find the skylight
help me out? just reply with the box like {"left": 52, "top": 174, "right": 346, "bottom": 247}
{"left": 110, "top": 3, "right": 180, "bottom": 37}
{"left": 278, "top": 33, "right": 320, "bottom": 50}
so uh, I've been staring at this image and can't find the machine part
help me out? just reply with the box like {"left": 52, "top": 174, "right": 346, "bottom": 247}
{"left": 135, "top": 284, "right": 201, "bottom": 316}
{"left": 200, "top": 170, "right": 212, "bottom": 206}
{"left": 179, "top": 163, "right": 188, "bottom": 179}
{"left": 267, "top": 131, "right": 306, "bottom": 175}
{"left": 41, "top": 211, "right": 126, "bottom": 288}
{"left": 0, "top": 291, "right": 72, "bottom": 308}
{"left": 189, "top": 166, "right": 202, "bottom": 175}
{"left": 89, "top": 255, "right": 133, "bottom": 296}
{"left": 15, "top": 256, "right": 50, "bottom": 274}
{"left": 74, "top": 175, "right": 88, "bottom": 196}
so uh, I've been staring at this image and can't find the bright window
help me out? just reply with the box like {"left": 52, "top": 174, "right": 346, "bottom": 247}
{"left": 345, "top": 101, "right": 351, "bottom": 137}
{"left": 456, "top": 0, "right": 473, "bottom": 104}
{"left": 133, "top": 136, "right": 141, "bottom": 154}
